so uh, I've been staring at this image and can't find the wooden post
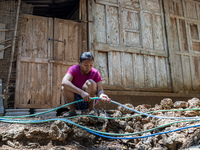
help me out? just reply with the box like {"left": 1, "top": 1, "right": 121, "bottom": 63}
{"left": 4, "top": 0, "right": 21, "bottom": 108}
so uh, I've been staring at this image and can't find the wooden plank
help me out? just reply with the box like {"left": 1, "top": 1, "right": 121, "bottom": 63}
{"left": 133, "top": 54, "right": 144, "bottom": 88}
{"left": 143, "top": 12, "right": 153, "bottom": 49}
{"left": 94, "top": 3, "right": 106, "bottom": 44}
{"left": 168, "top": 0, "right": 183, "bottom": 16}
{"left": 16, "top": 104, "right": 50, "bottom": 109}
{"left": 108, "top": 51, "right": 113, "bottom": 85}
{"left": 93, "top": 43, "right": 168, "bottom": 57}
{"left": 112, "top": 52, "right": 122, "bottom": 85}
{"left": 0, "top": 23, "right": 5, "bottom": 59}
{"left": 103, "top": 84, "right": 172, "bottom": 92}
{"left": 0, "top": 38, "right": 12, "bottom": 45}
{"left": 155, "top": 56, "right": 168, "bottom": 88}
{"left": 170, "top": 14, "right": 200, "bottom": 23}
{"left": 0, "top": 44, "right": 12, "bottom": 52}
{"left": 140, "top": 0, "right": 161, "bottom": 13}
{"left": 182, "top": 55, "right": 193, "bottom": 91}
{"left": 174, "top": 54, "right": 184, "bottom": 91}
{"left": 88, "top": 0, "right": 95, "bottom": 52}
{"left": 144, "top": 55, "right": 156, "bottom": 88}
{"left": 21, "top": 57, "right": 49, "bottom": 63}
{"left": 0, "top": 80, "right": 2, "bottom": 95}
{"left": 124, "top": 53, "right": 134, "bottom": 87}
{"left": 80, "top": 0, "right": 87, "bottom": 52}
{"left": 118, "top": 3, "right": 123, "bottom": 46}
{"left": 105, "top": 90, "right": 200, "bottom": 97}
{"left": 96, "top": 0, "right": 118, "bottom": 7}
{"left": 0, "top": 29, "right": 14, "bottom": 32}
{"left": 96, "top": 52, "right": 109, "bottom": 84}
{"left": 109, "top": 6, "right": 120, "bottom": 45}
{"left": 153, "top": 15, "right": 164, "bottom": 50}
{"left": 15, "top": 33, "right": 23, "bottom": 108}
{"left": 185, "top": 0, "right": 198, "bottom": 20}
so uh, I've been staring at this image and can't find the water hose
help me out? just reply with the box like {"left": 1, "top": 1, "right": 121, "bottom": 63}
{"left": 0, "top": 117, "right": 199, "bottom": 136}
{"left": 1, "top": 97, "right": 200, "bottom": 139}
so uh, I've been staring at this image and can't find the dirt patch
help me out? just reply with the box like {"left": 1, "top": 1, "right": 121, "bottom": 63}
{"left": 1, "top": 97, "right": 200, "bottom": 149}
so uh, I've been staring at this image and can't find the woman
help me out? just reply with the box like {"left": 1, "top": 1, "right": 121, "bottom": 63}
{"left": 61, "top": 52, "right": 110, "bottom": 117}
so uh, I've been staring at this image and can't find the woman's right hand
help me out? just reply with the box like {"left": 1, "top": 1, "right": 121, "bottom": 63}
{"left": 80, "top": 91, "right": 91, "bottom": 102}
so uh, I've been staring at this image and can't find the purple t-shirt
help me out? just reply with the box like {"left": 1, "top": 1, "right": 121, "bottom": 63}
{"left": 67, "top": 65, "right": 102, "bottom": 89}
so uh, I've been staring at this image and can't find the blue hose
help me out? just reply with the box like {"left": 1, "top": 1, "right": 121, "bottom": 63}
{"left": 111, "top": 100, "right": 200, "bottom": 120}
{"left": 84, "top": 123, "right": 200, "bottom": 139}
{"left": 1, "top": 117, "right": 200, "bottom": 139}
{"left": 1, "top": 98, "right": 200, "bottom": 139}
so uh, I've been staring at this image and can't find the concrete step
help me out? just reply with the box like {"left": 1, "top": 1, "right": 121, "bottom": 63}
{"left": 5, "top": 109, "right": 30, "bottom": 116}
{"left": 34, "top": 109, "right": 57, "bottom": 117}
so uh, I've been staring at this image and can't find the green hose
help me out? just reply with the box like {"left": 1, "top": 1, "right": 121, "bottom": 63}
{"left": 1, "top": 97, "right": 200, "bottom": 137}
{"left": 0, "top": 117, "right": 200, "bottom": 136}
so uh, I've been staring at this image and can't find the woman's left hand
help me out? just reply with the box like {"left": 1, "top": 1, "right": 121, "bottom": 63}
{"left": 99, "top": 93, "right": 111, "bottom": 102}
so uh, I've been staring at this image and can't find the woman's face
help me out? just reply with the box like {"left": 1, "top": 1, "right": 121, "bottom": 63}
{"left": 79, "top": 59, "right": 94, "bottom": 75}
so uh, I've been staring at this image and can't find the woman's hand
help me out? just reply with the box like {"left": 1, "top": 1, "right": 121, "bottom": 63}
{"left": 80, "top": 91, "right": 91, "bottom": 102}
{"left": 99, "top": 93, "right": 111, "bottom": 102}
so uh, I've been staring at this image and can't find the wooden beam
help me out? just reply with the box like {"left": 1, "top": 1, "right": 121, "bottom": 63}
{"left": 103, "top": 84, "right": 173, "bottom": 92}
{"left": 0, "top": 38, "right": 12, "bottom": 45}
{"left": 0, "top": 44, "right": 12, "bottom": 52}
{"left": 4, "top": 0, "right": 21, "bottom": 108}
{"left": 0, "top": 29, "right": 14, "bottom": 32}
{"left": 105, "top": 90, "right": 200, "bottom": 98}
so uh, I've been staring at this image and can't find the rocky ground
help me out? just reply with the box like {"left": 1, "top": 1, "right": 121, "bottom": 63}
{"left": 1, "top": 97, "right": 200, "bottom": 150}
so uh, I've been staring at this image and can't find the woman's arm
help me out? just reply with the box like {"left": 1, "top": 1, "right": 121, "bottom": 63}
{"left": 97, "top": 81, "right": 110, "bottom": 102}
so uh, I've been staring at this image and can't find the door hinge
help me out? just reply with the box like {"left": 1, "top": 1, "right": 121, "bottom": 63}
{"left": 49, "top": 38, "right": 64, "bottom": 43}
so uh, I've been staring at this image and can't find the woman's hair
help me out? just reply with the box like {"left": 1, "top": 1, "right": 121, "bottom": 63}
{"left": 80, "top": 52, "right": 94, "bottom": 62}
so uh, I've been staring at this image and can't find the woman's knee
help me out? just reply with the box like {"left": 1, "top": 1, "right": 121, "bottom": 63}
{"left": 87, "top": 79, "right": 97, "bottom": 88}
{"left": 83, "top": 79, "right": 97, "bottom": 91}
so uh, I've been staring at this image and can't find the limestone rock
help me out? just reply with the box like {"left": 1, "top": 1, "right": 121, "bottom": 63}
{"left": 1, "top": 125, "right": 25, "bottom": 141}
{"left": 26, "top": 128, "right": 48, "bottom": 140}
{"left": 184, "top": 111, "right": 199, "bottom": 117}
{"left": 125, "top": 125, "right": 134, "bottom": 133}
{"left": 112, "top": 110, "right": 122, "bottom": 118}
{"left": 160, "top": 98, "right": 173, "bottom": 109}
{"left": 118, "top": 103, "right": 134, "bottom": 114}
{"left": 163, "top": 133, "right": 185, "bottom": 150}
{"left": 173, "top": 101, "right": 189, "bottom": 108}
{"left": 188, "top": 98, "right": 200, "bottom": 108}
{"left": 135, "top": 105, "right": 149, "bottom": 113}
{"left": 119, "top": 120, "right": 127, "bottom": 129}
{"left": 49, "top": 120, "right": 71, "bottom": 141}
{"left": 143, "top": 122, "right": 154, "bottom": 130}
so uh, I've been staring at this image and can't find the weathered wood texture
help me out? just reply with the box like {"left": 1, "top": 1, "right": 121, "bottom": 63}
{"left": 0, "top": 23, "right": 5, "bottom": 59}
{"left": 52, "top": 18, "right": 81, "bottom": 107}
{"left": 88, "top": 0, "right": 171, "bottom": 91}
{"left": 15, "top": 14, "right": 53, "bottom": 108}
{"left": 164, "top": 0, "right": 200, "bottom": 92}
{"left": 15, "top": 15, "right": 81, "bottom": 108}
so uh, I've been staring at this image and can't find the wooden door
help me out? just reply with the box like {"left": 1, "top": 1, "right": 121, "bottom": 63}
{"left": 15, "top": 14, "right": 53, "bottom": 108}
{"left": 164, "top": 0, "right": 200, "bottom": 92}
{"left": 52, "top": 18, "right": 81, "bottom": 107}
{"left": 15, "top": 15, "right": 81, "bottom": 108}
{"left": 88, "top": 0, "right": 172, "bottom": 92}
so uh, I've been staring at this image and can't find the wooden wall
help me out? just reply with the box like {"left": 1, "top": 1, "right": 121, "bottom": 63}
{"left": 88, "top": 0, "right": 172, "bottom": 92}
{"left": 164, "top": 0, "right": 200, "bottom": 92}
